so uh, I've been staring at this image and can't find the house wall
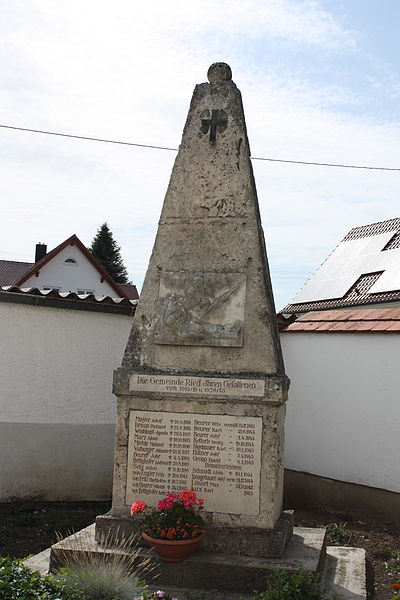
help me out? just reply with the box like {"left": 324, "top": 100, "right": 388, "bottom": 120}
{"left": 281, "top": 332, "right": 400, "bottom": 495}
{"left": 0, "top": 299, "right": 132, "bottom": 500}
{"left": 23, "top": 245, "right": 116, "bottom": 296}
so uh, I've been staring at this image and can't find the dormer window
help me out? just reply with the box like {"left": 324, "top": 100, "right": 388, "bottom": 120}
{"left": 63, "top": 258, "right": 78, "bottom": 266}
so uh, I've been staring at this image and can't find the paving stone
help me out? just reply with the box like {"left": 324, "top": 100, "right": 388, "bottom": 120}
{"left": 321, "top": 545, "right": 366, "bottom": 600}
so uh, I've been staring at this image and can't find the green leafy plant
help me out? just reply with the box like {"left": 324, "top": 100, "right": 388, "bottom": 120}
{"left": 0, "top": 555, "right": 72, "bottom": 600}
{"left": 390, "top": 583, "right": 400, "bottom": 600}
{"left": 131, "top": 489, "right": 206, "bottom": 540}
{"left": 142, "top": 591, "right": 179, "bottom": 600}
{"left": 384, "top": 552, "right": 400, "bottom": 576}
{"left": 250, "top": 567, "right": 333, "bottom": 600}
{"left": 325, "top": 522, "right": 353, "bottom": 545}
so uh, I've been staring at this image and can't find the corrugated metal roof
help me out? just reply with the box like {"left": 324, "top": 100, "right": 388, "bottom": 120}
{"left": 281, "top": 307, "right": 400, "bottom": 333}
{"left": 0, "top": 286, "right": 138, "bottom": 316}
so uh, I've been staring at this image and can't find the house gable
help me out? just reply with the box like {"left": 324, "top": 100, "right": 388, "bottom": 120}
{"left": 16, "top": 235, "right": 128, "bottom": 298}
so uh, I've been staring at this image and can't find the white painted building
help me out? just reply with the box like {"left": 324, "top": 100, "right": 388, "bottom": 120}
{"left": 0, "top": 287, "right": 135, "bottom": 501}
{"left": 281, "top": 307, "right": 400, "bottom": 517}
{"left": 0, "top": 234, "right": 138, "bottom": 299}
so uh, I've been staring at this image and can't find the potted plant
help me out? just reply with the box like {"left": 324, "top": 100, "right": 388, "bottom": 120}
{"left": 130, "top": 489, "right": 206, "bottom": 562}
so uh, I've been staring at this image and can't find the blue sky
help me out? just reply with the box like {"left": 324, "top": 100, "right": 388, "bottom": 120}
{"left": 1, "top": 0, "right": 399, "bottom": 310}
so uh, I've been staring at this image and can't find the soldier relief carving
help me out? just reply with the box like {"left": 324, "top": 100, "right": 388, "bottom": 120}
{"left": 154, "top": 272, "right": 246, "bottom": 347}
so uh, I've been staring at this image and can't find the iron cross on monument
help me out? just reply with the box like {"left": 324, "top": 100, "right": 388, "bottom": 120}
{"left": 202, "top": 109, "right": 228, "bottom": 141}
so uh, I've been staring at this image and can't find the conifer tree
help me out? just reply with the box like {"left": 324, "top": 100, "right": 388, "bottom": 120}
{"left": 89, "top": 223, "right": 129, "bottom": 284}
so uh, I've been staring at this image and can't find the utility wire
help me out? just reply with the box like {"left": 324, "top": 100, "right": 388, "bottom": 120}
{"left": 1, "top": 123, "right": 400, "bottom": 172}
{"left": 0, "top": 124, "right": 178, "bottom": 152}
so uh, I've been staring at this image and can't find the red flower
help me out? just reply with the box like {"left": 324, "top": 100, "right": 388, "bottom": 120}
{"left": 178, "top": 489, "right": 197, "bottom": 501}
{"left": 392, "top": 584, "right": 400, "bottom": 589}
{"left": 130, "top": 500, "right": 147, "bottom": 515}
{"left": 158, "top": 493, "right": 178, "bottom": 510}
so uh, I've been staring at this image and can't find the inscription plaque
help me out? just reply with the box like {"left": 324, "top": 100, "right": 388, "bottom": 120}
{"left": 154, "top": 271, "right": 246, "bottom": 347}
{"left": 126, "top": 411, "right": 262, "bottom": 515}
{"left": 129, "top": 374, "right": 265, "bottom": 398}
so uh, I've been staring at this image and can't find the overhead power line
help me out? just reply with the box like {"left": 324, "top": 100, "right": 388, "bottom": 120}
{"left": 1, "top": 123, "right": 400, "bottom": 172}
{"left": 0, "top": 124, "right": 178, "bottom": 152}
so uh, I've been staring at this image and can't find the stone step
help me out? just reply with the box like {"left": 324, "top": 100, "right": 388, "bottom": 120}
{"left": 25, "top": 529, "right": 366, "bottom": 599}
{"left": 23, "top": 548, "right": 51, "bottom": 576}
{"left": 321, "top": 545, "right": 366, "bottom": 600}
{"left": 49, "top": 524, "right": 326, "bottom": 593}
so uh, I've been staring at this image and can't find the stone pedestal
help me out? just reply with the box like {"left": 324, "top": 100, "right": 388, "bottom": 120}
{"left": 98, "top": 372, "right": 291, "bottom": 556}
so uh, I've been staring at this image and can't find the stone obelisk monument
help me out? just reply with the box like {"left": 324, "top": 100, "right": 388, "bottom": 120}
{"left": 98, "top": 63, "right": 292, "bottom": 586}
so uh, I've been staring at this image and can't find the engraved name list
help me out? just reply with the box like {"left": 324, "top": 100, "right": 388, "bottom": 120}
{"left": 126, "top": 411, "right": 262, "bottom": 515}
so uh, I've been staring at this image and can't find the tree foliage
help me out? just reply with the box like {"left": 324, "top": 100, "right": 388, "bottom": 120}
{"left": 89, "top": 223, "right": 129, "bottom": 284}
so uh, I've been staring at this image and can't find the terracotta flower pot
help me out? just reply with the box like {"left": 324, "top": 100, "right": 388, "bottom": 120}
{"left": 142, "top": 531, "right": 205, "bottom": 562}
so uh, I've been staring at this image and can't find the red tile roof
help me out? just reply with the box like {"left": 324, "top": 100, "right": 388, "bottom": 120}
{"left": 280, "top": 308, "right": 400, "bottom": 333}
{"left": 119, "top": 284, "right": 139, "bottom": 300}
{"left": 0, "top": 260, "right": 33, "bottom": 285}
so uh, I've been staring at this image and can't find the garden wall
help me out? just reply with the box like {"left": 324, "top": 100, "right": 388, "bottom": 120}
{"left": 281, "top": 329, "right": 400, "bottom": 516}
{"left": 0, "top": 290, "right": 133, "bottom": 501}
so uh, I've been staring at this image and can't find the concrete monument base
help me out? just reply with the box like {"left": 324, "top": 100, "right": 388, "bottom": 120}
{"left": 95, "top": 510, "right": 294, "bottom": 558}
{"left": 50, "top": 524, "right": 326, "bottom": 594}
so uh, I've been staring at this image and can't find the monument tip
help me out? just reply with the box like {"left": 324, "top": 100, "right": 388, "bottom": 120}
{"left": 207, "top": 62, "right": 232, "bottom": 83}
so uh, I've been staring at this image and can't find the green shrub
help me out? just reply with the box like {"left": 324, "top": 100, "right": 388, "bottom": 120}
{"left": 251, "top": 567, "right": 331, "bottom": 600}
{"left": 0, "top": 555, "right": 71, "bottom": 600}
{"left": 384, "top": 552, "right": 400, "bottom": 576}
{"left": 325, "top": 522, "right": 352, "bottom": 546}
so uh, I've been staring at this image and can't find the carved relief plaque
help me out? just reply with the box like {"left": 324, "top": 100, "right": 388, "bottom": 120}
{"left": 154, "top": 272, "right": 246, "bottom": 347}
{"left": 126, "top": 411, "right": 262, "bottom": 515}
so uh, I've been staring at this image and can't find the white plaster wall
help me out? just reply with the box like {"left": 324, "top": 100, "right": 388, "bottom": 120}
{"left": 1, "top": 302, "right": 132, "bottom": 424}
{"left": 0, "top": 300, "right": 132, "bottom": 500}
{"left": 281, "top": 332, "right": 400, "bottom": 493}
{"left": 23, "top": 245, "right": 116, "bottom": 296}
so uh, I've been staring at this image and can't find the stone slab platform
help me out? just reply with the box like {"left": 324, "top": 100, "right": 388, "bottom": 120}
{"left": 26, "top": 528, "right": 366, "bottom": 599}
{"left": 49, "top": 524, "right": 326, "bottom": 593}
{"left": 321, "top": 546, "right": 366, "bottom": 600}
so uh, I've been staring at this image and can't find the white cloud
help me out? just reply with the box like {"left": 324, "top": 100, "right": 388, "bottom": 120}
{"left": 0, "top": 0, "right": 399, "bottom": 311}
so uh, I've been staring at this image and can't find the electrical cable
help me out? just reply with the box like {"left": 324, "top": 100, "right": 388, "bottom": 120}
{"left": 1, "top": 123, "right": 400, "bottom": 172}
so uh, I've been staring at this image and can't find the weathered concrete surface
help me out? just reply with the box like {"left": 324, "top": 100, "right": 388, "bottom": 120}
{"left": 114, "top": 61, "right": 285, "bottom": 387}
{"left": 96, "top": 510, "right": 293, "bottom": 558}
{"left": 24, "top": 548, "right": 51, "bottom": 576}
{"left": 49, "top": 525, "right": 326, "bottom": 593}
{"left": 109, "top": 64, "right": 289, "bottom": 544}
{"left": 111, "top": 394, "right": 287, "bottom": 530}
{"left": 321, "top": 546, "right": 366, "bottom": 600}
